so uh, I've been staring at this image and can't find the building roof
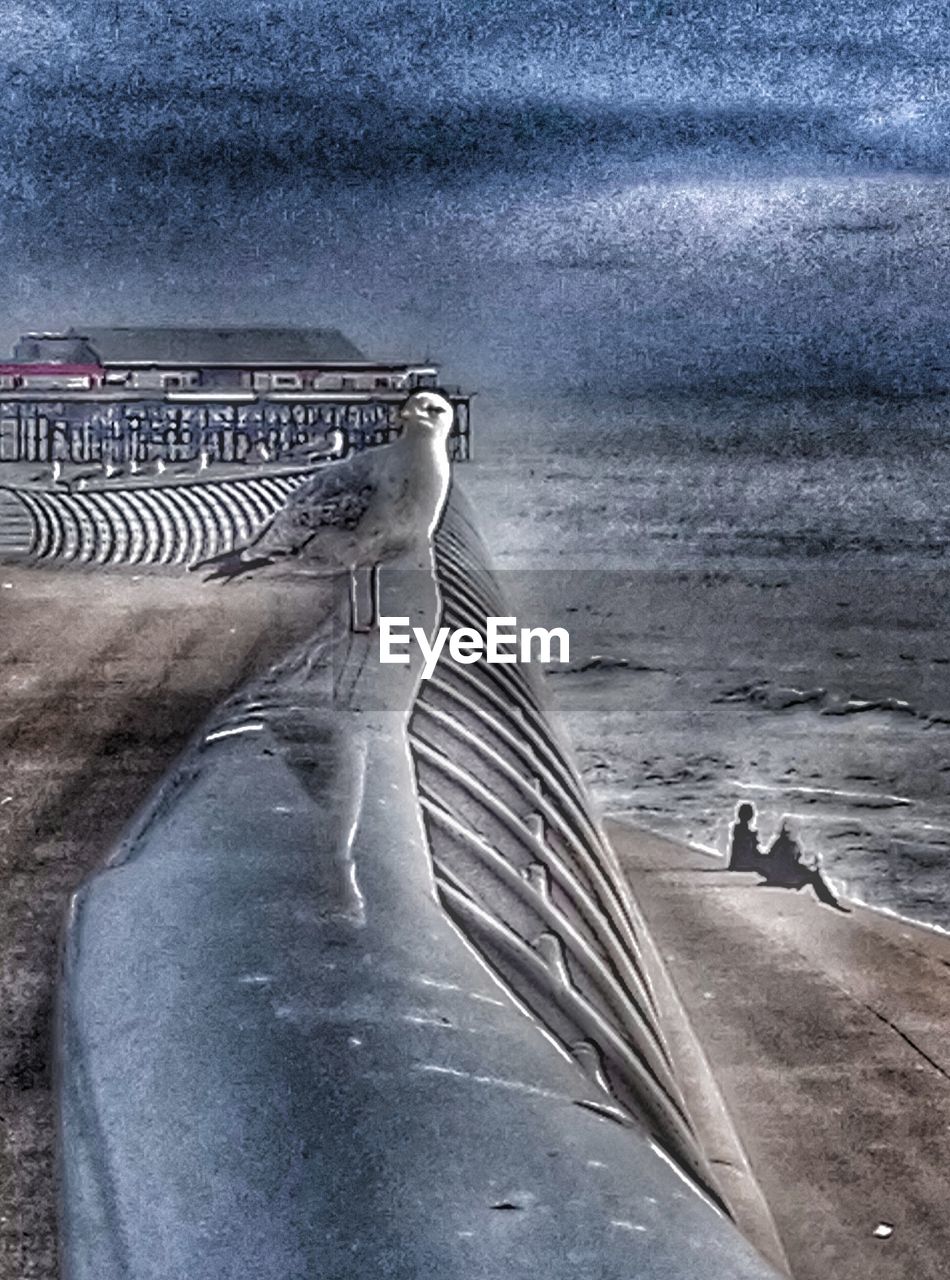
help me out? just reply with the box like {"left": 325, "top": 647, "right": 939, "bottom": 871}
{"left": 70, "top": 326, "right": 366, "bottom": 365}
{"left": 13, "top": 334, "right": 102, "bottom": 365}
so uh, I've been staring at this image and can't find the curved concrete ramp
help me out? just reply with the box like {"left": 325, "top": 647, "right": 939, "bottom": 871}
{"left": 56, "top": 510, "right": 780, "bottom": 1279}
{"left": 414, "top": 504, "right": 707, "bottom": 1187}
{"left": 0, "top": 469, "right": 315, "bottom": 566}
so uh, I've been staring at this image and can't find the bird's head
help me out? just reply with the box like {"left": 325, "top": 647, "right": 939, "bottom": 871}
{"left": 398, "top": 390, "right": 454, "bottom": 439}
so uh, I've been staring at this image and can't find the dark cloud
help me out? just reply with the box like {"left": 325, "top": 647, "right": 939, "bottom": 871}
{"left": 6, "top": 82, "right": 941, "bottom": 257}
{"left": 3, "top": 0, "right": 950, "bottom": 393}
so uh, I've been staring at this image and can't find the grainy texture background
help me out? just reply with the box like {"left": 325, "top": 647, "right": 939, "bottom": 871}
{"left": 2, "top": 1, "right": 950, "bottom": 394}
{"left": 2, "top": 3, "right": 949, "bottom": 1276}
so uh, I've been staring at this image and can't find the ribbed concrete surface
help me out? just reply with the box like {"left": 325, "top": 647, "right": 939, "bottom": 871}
{"left": 0, "top": 487, "right": 32, "bottom": 555}
{"left": 0, "top": 469, "right": 314, "bottom": 565}
{"left": 608, "top": 820, "right": 950, "bottom": 1280}
{"left": 57, "top": 555, "right": 780, "bottom": 1280}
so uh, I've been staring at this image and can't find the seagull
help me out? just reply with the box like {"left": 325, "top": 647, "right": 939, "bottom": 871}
{"left": 305, "top": 427, "right": 345, "bottom": 463}
{"left": 198, "top": 389, "right": 454, "bottom": 630}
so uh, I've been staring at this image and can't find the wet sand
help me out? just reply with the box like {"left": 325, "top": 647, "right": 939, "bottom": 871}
{"left": 545, "top": 567, "right": 950, "bottom": 927}
{"left": 458, "top": 394, "right": 950, "bottom": 930}
{"left": 0, "top": 564, "right": 326, "bottom": 1280}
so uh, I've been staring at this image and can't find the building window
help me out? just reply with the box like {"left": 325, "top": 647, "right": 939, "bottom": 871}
{"left": 272, "top": 373, "right": 302, "bottom": 390}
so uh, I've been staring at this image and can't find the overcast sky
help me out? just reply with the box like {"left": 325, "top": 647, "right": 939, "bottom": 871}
{"left": 2, "top": 0, "right": 950, "bottom": 394}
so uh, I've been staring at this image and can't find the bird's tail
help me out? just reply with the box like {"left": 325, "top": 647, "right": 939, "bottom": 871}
{"left": 191, "top": 547, "right": 274, "bottom": 582}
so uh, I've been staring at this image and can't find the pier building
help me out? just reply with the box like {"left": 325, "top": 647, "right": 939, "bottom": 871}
{"left": 0, "top": 327, "right": 472, "bottom": 467}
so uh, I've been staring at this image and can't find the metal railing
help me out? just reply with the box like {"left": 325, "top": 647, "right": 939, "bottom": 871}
{"left": 0, "top": 395, "right": 472, "bottom": 466}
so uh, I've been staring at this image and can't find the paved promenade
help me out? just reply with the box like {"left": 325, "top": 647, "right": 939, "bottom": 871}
{"left": 608, "top": 820, "right": 950, "bottom": 1280}
{"left": 0, "top": 564, "right": 326, "bottom": 1279}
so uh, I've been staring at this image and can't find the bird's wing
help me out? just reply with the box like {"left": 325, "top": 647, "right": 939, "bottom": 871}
{"left": 165, "top": 466, "right": 316, "bottom": 556}
{"left": 253, "top": 451, "right": 381, "bottom": 557}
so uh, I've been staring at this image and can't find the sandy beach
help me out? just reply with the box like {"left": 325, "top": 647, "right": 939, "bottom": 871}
{"left": 0, "top": 565, "right": 323, "bottom": 1279}
{"left": 462, "top": 390, "right": 950, "bottom": 929}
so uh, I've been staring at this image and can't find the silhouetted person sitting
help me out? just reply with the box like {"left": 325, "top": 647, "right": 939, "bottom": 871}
{"left": 760, "top": 818, "right": 849, "bottom": 912}
{"left": 728, "top": 802, "right": 762, "bottom": 870}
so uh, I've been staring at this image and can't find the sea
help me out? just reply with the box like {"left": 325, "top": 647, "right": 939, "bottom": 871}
{"left": 460, "top": 390, "right": 950, "bottom": 931}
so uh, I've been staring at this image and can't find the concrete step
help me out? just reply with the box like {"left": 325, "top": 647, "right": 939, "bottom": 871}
{"left": 608, "top": 819, "right": 950, "bottom": 1280}
{"left": 0, "top": 489, "right": 32, "bottom": 554}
